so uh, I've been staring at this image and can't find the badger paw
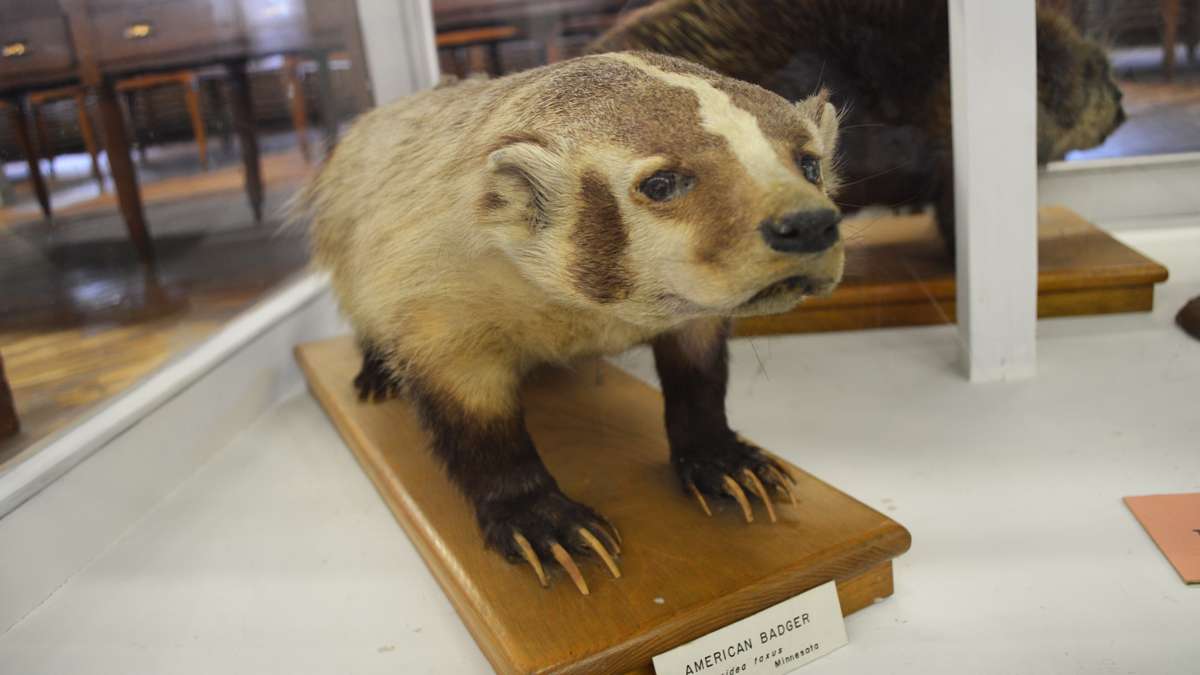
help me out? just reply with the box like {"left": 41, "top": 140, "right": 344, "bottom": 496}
{"left": 479, "top": 489, "right": 622, "bottom": 595}
{"left": 353, "top": 347, "right": 403, "bottom": 402}
{"left": 673, "top": 434, "right": 799, "bottom": 523}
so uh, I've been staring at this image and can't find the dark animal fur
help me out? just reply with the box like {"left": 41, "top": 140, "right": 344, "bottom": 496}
{"left": 653, "top": 320, "right": 792, "bottom": 494}
{"left": 354, "top": 343, "right": 404, "bottom": 402}
{"left": 410, "top": 366, "right": 621, "bottom": 562}
{"left": 354, "top": 340, "right": 621, "bottom": 561}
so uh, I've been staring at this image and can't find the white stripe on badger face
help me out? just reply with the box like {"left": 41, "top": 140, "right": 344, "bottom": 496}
{"left": 606, "top": 53, "right": 796, "bottom": 190}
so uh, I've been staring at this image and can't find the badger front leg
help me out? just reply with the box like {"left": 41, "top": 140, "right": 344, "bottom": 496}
{"left": 653, "top": 318, "right": 799, "bottom": 522}
{"left": 407, "top": 354, "right": 621, "bottom": 594}
{"left": 354, "top": 340, "right": 404, "bottom": 402}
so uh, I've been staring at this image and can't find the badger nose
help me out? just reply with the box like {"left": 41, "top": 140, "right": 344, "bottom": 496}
{"left": 760, "top": 209, "right": 841, "bottom": 254}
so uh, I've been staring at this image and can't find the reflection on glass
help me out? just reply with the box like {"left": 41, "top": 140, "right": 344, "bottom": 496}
{"left": 1058, "top": 0, "right": 1200, "bottom": 160}
{"left": 0, "top": 0, "right": 367, "bottom": 463}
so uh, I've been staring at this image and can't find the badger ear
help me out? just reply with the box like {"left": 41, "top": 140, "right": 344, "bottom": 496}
{"left": 796, "top": 89, "right": 840, "bottom": 156}
{"left": 487, "top": 141, "right": 567, "bottom": 230}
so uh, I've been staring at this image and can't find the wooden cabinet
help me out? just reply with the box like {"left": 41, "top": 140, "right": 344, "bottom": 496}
{"left": 1, "top": 0, "right": 359, "bottom": 87}
{"left": 88, "top": 0, "right": 242, "bottom": 70}
{"left": 0, "top": 0, "right": 367, "bottom": 266}
{"left": 0, "top": 2, "right": 77, "bottom": 89}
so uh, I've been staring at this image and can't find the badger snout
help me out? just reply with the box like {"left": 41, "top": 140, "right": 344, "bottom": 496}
{"left": 759, "top": 209, "right": 842, "bottom": 254}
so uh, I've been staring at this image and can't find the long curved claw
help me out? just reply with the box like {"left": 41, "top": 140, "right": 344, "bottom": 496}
{"left": 777, "top": 481, "right": 800, "bottom": 509}
{"left": 768, "top": 459, "right": 799, "bottom": 487}
{"left": 764, "top": 465, "right": 799, "bottom": 509}
{"left": 578, "top": 528, "right": 621, "bottom": 579}
{"left": 592, "top": 523, "right": 621, "bottom": 556}
{"left": 687, "top": 481, "right": 713, "bottom": 516}
{"left": 550, "top": 542, "right": 590, "bottom": 595}
{"left": 741, "top": 469, "right": 777, "bottom": 523}
{"left": 598, "top": 514, "right": 623, "bottom": 549}
{"left": 721, "top": 475, "right": 754, "bottom": 523}
{"left": 513, "top": 532, "right": 548, "bottom": 588}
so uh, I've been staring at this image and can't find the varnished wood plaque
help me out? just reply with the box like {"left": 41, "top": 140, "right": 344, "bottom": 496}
{"left": 296, "top": 336, "right": 911, "bottom": 675}
{"left": 736, "top": 206, "right": 1170, "bottom": 336}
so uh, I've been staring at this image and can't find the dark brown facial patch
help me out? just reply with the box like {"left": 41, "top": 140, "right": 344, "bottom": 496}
{"left": 479, "top": 191, "right": 507, "bottom": 212}
{"left": 571, "top": 171, "right": 633, "bottom": 303}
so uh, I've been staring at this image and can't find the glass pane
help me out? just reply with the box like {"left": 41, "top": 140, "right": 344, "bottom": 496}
{"left": 0, "top": 0, "right": 370, "bottom": 466}
{"left": 1057, "top": 0, "right": 1200, "bottom": 160}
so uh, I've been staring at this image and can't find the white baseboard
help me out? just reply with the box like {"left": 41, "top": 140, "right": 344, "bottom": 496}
{"left": 1040, "top": 152, "right": 1200, "bottom": 229}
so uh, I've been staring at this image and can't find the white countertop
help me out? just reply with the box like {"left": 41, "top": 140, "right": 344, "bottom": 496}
{"left": 1, "top": 226, "right": 1197, "bottom": 674}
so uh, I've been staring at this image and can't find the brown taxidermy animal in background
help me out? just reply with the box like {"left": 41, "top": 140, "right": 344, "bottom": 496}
{"left": 298, "top": 53, "right": 845, "bottom": 593}
{"left": 591, "top": 0, "right": 1127, "bottom": 252}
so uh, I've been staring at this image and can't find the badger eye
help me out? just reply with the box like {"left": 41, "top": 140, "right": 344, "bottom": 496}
{"left": 798, "top": 155, "right": 821, "bottom": 185}
{"left": 639, "top": 171, "right": 688, "bottom": 202}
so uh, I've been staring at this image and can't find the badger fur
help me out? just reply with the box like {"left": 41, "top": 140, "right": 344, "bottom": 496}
{"left": 591, "top": 0, "right": 1126, "bottom": 251}
{"left": 300, "top": 52, "right": 845, "bottom": 591}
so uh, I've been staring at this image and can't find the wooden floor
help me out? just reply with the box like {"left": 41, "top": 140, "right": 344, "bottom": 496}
{"left": 1, "top": 137, "right": 314, "bottom": 230}
{"left": 0, "top": 148, "right": 313, "bottom": 471}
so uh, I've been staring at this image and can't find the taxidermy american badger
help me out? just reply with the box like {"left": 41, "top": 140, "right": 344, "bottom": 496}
{"left": 591, "top": 0, "right": 1127, "bottom": 251}
{"left": 299, "top": 52, "right": 844, "bottom": 593}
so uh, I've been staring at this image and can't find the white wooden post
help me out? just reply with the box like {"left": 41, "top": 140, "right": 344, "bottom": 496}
{"left": 354, "top": 0, "right": 440, "bottom": 106}
{"left": 948, "top": 0, "right": 1039, "bottom": 382}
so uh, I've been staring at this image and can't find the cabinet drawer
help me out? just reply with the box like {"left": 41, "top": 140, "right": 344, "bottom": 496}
{"left": 90, "top": 0, "right": 241, "bottom": 66}
{"left": 0, "top": 17, "right": 76, "bottom": 81}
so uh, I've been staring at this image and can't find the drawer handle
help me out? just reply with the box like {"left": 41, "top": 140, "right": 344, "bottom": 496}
{"left": 124, "top": 22, "right": 153, "bottom": 40}
{"left": 2, "top": 41, "right": 27, "bottom": 58}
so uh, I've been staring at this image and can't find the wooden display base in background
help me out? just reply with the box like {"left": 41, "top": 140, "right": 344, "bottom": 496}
{"left": 297, "top": 337, "right": 911, "bottom": 675}
{"left": 736, "top": 205, "right": 1169, "bottom": 336}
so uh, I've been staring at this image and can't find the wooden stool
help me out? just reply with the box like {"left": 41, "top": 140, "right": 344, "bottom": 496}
{"left": 0, "top": 102, "right": 16, "bottom": 206}
{"left": 0, "top": 154, "right": 12, "bottom": 206}
{"left": 0, "top": 352, "right": 17, "bottom": 440}
{"left": 27, "top": 85, "right": 105, "bottom": 191}
{"left": 1, "top": 98, "right": 53, "bottom": 219}
{"left": 281, "top": 55, "right": 313, "bottom": 162}
{"left": 278, "top": 51, "right": 352, "bottom": 163}
{"left": 116, "top": 70, "right": 209, "bottom": 169}
{"left": 437, "top": 25, "right": 520, "bottom": 77}
{"left": 1162, "top": 0, "right": 1200, "bottom": 79}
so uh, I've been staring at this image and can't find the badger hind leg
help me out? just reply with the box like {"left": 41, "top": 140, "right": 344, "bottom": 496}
{"left": 354, "top": 341, "right": 405, "bottom": 402}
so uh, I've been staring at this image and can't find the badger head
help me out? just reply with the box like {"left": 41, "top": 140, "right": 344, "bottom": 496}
{"left": 479, "top": 53, "right": 844, "bottom": 328}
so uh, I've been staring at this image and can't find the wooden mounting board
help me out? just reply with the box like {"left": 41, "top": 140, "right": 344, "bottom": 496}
{"left": 736, "top": 205, "right": 1169, "bottom": 336}
{"left": 297, "top": 336, "right": 911, "bottom": 675}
